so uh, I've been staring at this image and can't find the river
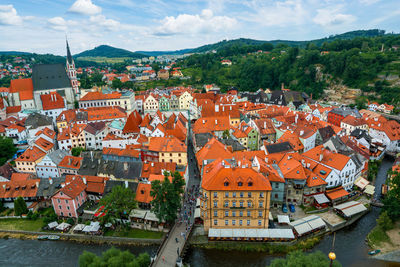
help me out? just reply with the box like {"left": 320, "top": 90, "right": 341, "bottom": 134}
{"left": 0, "top": 158, "right": 399, "bottom": 267}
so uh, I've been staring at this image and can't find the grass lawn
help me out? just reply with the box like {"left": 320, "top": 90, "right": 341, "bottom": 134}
{"left": 104, "top": 228, "right": 163, "bottom": 239}
{"left": 0, "top": 218, "right": 44, "bottom": 231}
{"left": 368, "top": 226, "right": 391, "bottom": 247}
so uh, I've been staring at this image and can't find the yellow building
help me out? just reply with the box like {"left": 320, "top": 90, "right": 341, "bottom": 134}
{"left": 70, "top": 124, "right": 86, "bottom": 149}
{"left": 148, "top": 136, "right": 187, "bottom": 166}
{"left": 15, "top": 147, "right": 46, "bottom": 173}
{"left": 200, "top": 158, "right": 272, "bottom": 232}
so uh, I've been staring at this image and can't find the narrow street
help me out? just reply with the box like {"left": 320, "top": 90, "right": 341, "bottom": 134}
{"left": 153, "top": 135, "right": 201, "bottom": 267}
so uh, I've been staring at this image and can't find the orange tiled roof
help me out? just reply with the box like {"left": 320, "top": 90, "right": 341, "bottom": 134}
{"left": 6, "top": 106, "right": 21, "bottom": 114}
{"left": 40, "top": 92, "right": 65, "bottom": 110}
{"left": 148, "top": 136, "right": 186, "bottom": 153}
{"left": 326, "top": 186, "right": 349, "bottom": 200}
{"left": 85, "top": 106, "right": 126, "bottom": 122}
{"left": 341, "top": 115, "right": 367, "bottom": 126}
{"left": 0, "top": 179, "right": 40, "bottom": 199}
{"left": 66, "top": 175, "right": 107, "bottom": 194}
{"left": 9, "top": 78, "right": 33, "bottom": 101}
{"left": 58, "top": 155, "right": 83, "bottom": 169}
{"left": 59, "top": 177, "right": 86, "bottom": 198}
{"left": 35, "top": 127, "right": 56, "bottom": 140}
{"left": 196, "top": 137, "right": 232, "bottom": 169}
{"left": 80, "top": 91, "right": 121, "bottom": 101}
{"left": 193, "top": 116, "right": 230, "bottom": 134}
{"left": 135, "top": 183, "right": 153, "bottom": 203}
{"left": 201, "top": 158, "right": 272, "bottom": 191}
{"left": 141, "top": 162, "right": 176, "bottom": 178}
{"left": 102, "top": 145, "right": 140, "bottom": 158}
{"left": 16, "top": 146, "right": 45, "bottom": 162}
{"left": 123, "top": 110, "right": 142, "bottom": 134}
{"left": 35, "top": 137, "right": 54, "bottom": 152}
{"left": 303, "top": 145, "right": 351, "bottom": 171}
{"left": 10, "top": 173, "right": 33, "bottom": 182}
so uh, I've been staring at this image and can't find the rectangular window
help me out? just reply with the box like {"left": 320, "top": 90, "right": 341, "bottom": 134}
{"left": 214, "top": 192, "right": 217, "bottom": 198}
{"left": 232, "top": 192, "right": 236, "bottom": 198}
{"left": 214, "top": 220, "right": 218, "bottom": 225}
{"left": 225, "top": 192, "right": 229, "bottom": 198}
{"left": 232, "top": 220, "right": 236, "bottom": 226}
{"left": 248, "top": 192, "right": 252, "bottom": 197}
{"left": 224, "top": 201, "right": 228, "bottom": 207}
{"left": 214, "top": 211, "right": 217, "bottom": 217}
{"left": 247, "top": 220, "right": 250, "bottom": 226}
{"left": 247, "top": 201, "right": 251, "bottom": 208}
{"left": 225, "top": 220, "right": 228, "bottom": 226}
{"left": 247, "top": 211, "right": 251, "bottom": 217}
{"left": 239, "top": 211, "right": 243, "bottom": 217}
{"left": 240, "top": 192, "right": 244, "bottom": 198}
{"left": 258, "top": 220, "right": 262, "bottom": 226}
{"left": 232, "top": 201, "right": 236, "bottom": 208}
{"left": 232, "top": 211, "right": 236, "bottom": 217}
{"left": 259, "top": 201, "right": 263, "bottom": 208}
{"left": 240, "top": 201, "right": 244, "bottom": 207}
{"left": 258, "top": 211, "right": 262, "bottom": 217}
{"left": 213, "top": 201, "right": 218, "bottom": 208}
{"left": 225, "top": 210, "right": 229, "bottom": 217}
{"left": 260, "top": 192, "right": 264, "bottom": 198}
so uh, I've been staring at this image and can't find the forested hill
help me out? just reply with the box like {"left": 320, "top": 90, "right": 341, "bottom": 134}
{"left": 177, "top": 33, "right": 400, "bottom": 106}
{"left": 74, "top": 45, "right": 145, "bottom": 59}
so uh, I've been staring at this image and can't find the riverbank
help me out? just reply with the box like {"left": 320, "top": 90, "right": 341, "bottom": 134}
{"left": 0, "top": 229, "right": 162, "bottom": 246}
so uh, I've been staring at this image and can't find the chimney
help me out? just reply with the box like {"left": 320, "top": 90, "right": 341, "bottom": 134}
{"left": 238, "top": 161, "right": 241, "bottom": 167}
{"left": 202, "top": 120, "right": 205, "bottom": 124}
{"left": 2, "top": 185, "right": 5, "bottom": 189}
{"left": 36, "top": 181, "right": 39, "bottom": 188}
{"left": 125, "top": 180, "right": 129, "bottom": 188}
{"left": 319, "top": 153, "right": 323, "bottom": 162}
{"left": 151, "top": 162, "right": 154, "bottom": 167}
{"left": 215, "top": 104, "right": 219, "bottom": 113}
{"left": 51, "top": 93, "right": 54, "bottom": 101}
{"left": 82, "top": 177, "right": 87, "bottom": 184}
{"left": 215, "top": 119, "right": 218, "bottom": 125}
{"left": 230, "top": 106, "right": 232, "bottom": 111}
{"left": 124, "top": 162, "right": 128, "bottom": 171}
{"left": 300, "top": 130, "right": 304, "bottom": 136}
{"left": 54, "top": 94, "right": 57, "bottom": 101}
{"left": 222, "top": 106, "right": 225, "bottom": 112}
{"left": 264, "top": 121, "right": 266, "bottom": 129}
{"left": 49, "top": 178, "right": 53, "bottom": 185}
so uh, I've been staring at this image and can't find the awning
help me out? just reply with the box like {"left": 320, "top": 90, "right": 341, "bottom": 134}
{"left": 277, "top": 215, "right": 290, "bottom": 224}
{"left": 364, "top": 185, "right": 375, "bottom": 195}
{"left": 289, "top": 215, "right": 326, "bottom": 235}
{"left": 334, "top": 201, "right": 367, "bottom": 217}
{"left": 48, "top": 221, "right": 58, "bottom": 229}
{"left": 73, "top": 224, "right": 85, "bottom": 231}
{"left": 129, "top": 209, "right": 147, "bottom": 219}
{"left": 56, "top": 222, "right": 71, "bottom": 231}
{"left": 207, "top": 228, "right": 295, "bottom": 239}
{"left": 313, "top": 193, "right": 330, "bottom": 204}
{"left": 326, "top": 187, "right": 349, "bottom": 201}
{"left": 194, "top": 208, "right": 200, "bottom": 218}
{"left": 144, "top": 211, "right": 159, "bottom": 222}
{"left": 354, "top": 177, "right": 369, "bottom": 190}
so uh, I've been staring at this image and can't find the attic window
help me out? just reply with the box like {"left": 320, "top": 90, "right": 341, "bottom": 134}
{"left": 224, "top": 181, "right": 229, "bottom": 186}
{"left": 238, "top": 182, "right": 243, "bottom": 186}
{"left": 140, "top": 190, "right": 145, "bottom": 194}
{"left": 248, "top": 182, "right": 253, "bottom": 187}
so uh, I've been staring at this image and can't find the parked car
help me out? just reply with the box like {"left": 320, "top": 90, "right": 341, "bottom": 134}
{"left": 282, "top": 203, "right": 288, "bottom": 213}
{"left": 289, "top": 203, "right": 295, "bottom": 213}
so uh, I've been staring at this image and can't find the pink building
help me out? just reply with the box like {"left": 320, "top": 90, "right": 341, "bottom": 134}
{"left": 51, "top": 177, "right": 87, "bottom": 218}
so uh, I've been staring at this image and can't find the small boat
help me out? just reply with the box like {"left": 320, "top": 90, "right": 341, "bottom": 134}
{"left": 368, "top": 249, "right": 381, "bottom": 255}
{"left": 47, "top": 235, "right": 60, "bottom": 240}
{"left": 37, "top": 235, "right": 49, "bottom": 240}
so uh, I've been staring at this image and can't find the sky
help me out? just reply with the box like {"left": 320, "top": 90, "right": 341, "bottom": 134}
{"left": 0, "top": 0, "right": 399, "bottom": 55}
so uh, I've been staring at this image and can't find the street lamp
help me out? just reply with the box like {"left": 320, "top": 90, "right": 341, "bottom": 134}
{"left": 329, "top": 252, "right": 336, "bottom": 267}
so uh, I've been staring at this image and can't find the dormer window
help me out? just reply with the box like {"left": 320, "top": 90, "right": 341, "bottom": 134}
{"left": 238, "top": 182, "right": 243, "bottom": 186}
{"left": 248, "top": 182, "right": 253, "bottom": 186}
{"left": 224, "top": 181, "right": 229, "bottom": 186}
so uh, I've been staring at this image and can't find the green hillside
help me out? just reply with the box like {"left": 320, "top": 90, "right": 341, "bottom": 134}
{"left": 74, "top": 45, "right": 145, "bottom": 59}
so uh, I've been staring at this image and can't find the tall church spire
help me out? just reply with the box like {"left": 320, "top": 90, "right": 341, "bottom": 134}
{"left": 66, "top": 38, "right": 73, "bottom": 64}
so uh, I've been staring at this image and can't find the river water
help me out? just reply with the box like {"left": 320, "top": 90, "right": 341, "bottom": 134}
{"left": 0, "top": 158, "right": 399, "bottom": 267}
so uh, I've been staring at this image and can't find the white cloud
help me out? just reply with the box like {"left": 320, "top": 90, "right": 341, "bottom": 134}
{"left": 0, "top": 5, "right": 24, "bottom": 26}
{"left": 245, "top": 0, "right": 308, "bottom": 27}
{"left": 48, "top": 17, "right": 67, "bottom": 31}
{"left": 359, "top": 0, "right": 380, "bottom": 5}
{"left": 89, "top": 15, "right": 120, "bottom": 31}
{"left": 155, "top": 9, "right": 237, "bottom": 35}
{"left": 313, "top": 8, "right": 356, "bottom": 27}
{"left": 69, "top": 0, "right": 102, "bottom": 16}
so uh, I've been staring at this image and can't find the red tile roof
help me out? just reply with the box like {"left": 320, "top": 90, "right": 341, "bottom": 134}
{"left": 9, "top": 78, "right": 33, "bottom": 101}
{"left": 148, "top": 136, "right": 186, "bottom": 153}
{"left": 135, "top": 183, "right": 153, "bottom": 204}
{"left": 0, "top": 179, "right": 40, "bottom": 199}
{"left": 40, "top": 92, "right": 65, "bottom": 110}
{"left": 58, "top": 155, "right": 83, "bottom": 169}
{"left": 202, "top": 158, "right": 272, "bottom": 191}
{"left": 326, "top": 186, "right": 349, "bottom": 200}
{"left": 16, "top": 147, "right": 45, "bottom": 162}
{"left": 123, "top": 110, "right": 142, "bottom": 134}
{"left": 80, "top": 91, "right": 121, "bottom": 101}
{"left": 59, "top": 177, "right": 87, "bottom": 199}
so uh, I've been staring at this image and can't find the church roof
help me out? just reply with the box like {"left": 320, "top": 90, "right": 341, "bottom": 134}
{"left": 32, "top": 64, "right": 71, "bottom": 91}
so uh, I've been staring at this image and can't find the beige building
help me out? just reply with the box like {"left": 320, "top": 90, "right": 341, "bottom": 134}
{"left": 200, "top": 158, "right": 272, "bottom": 232}
{"left": 15, "top": 147, "right": 46, "bottom": 173}
{"left": 148, "top": 136, "right": 187, "bottom": 166}
{"left": 143, "top": 94, "right": 159, "bottom": 113}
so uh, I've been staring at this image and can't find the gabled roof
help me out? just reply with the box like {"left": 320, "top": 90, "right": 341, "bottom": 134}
{"left": 148, "top": 136, "right": 186, "bottom": 152}
{"left": 141, "top": 162, "right": 176, "bottom": 179}
{"left": 58, "top": 177, "right": 86, "bottom": 199}
{"left": 16, "top": 146, "right": 45, "bottom": 162}
{"left": 123, "top": 110, "right": 142, "bottom": 134}
{"left": 303, "top": 145, "right": 350, "bottom": 171}
{"left": 80, "top": 91, "right": 121, "bottom": 101}
{"left": 32, "top": 64, "right": 71, "bottom": 91}
{"left": 9, "top": 78, "right": 33, "bottom": 100}
{"left": 35, "top": 137, "right": 54, "bottom": 152}
{"left": 40, "top": 92, "right": 65, "bottom": 110}
{"left": 196, "top": 137, "right": 232, "bottom": 169}
{"left": 135, "top": 183, "right": 153, "bottom": 204}
{"left": 84, "top": 121, "right": 107, "bottom": 136}
{"left": 58, "top": 155, "right": 83, "bottom": 169}
{"left": 201, "top": 158, "right": 272, "bottom": 191}
{"left": 193, "top": 116, "right": 230, "bottom": 134}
